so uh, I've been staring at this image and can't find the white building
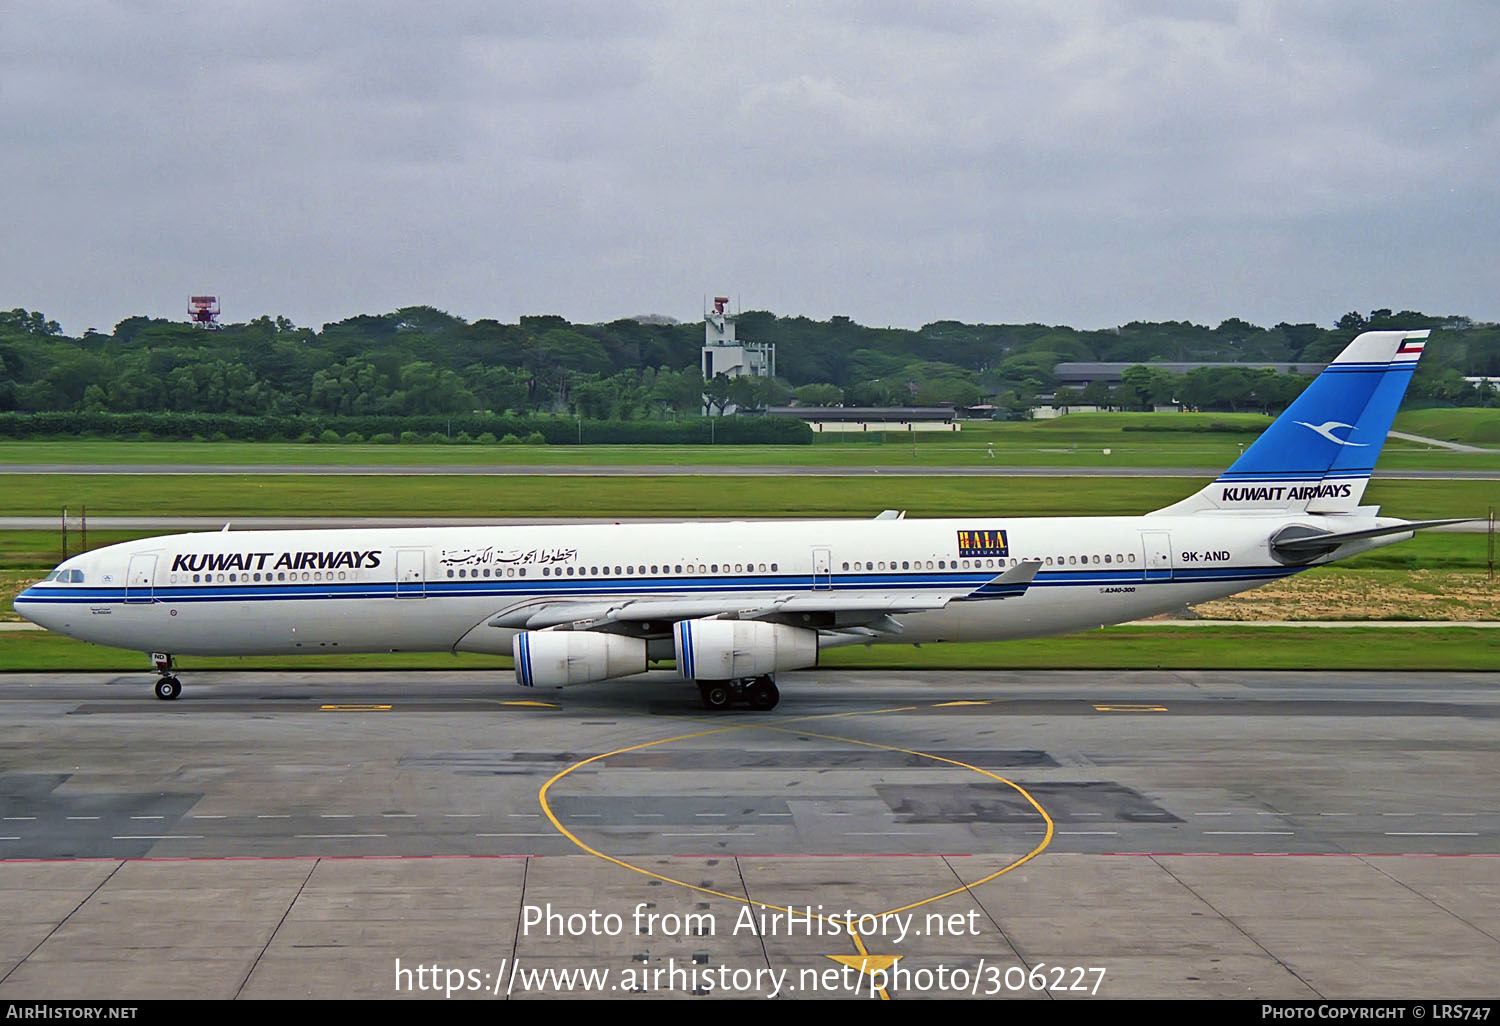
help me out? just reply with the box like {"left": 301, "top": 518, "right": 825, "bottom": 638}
{"left": 702, "top": 296, "right": 774, "bottom": 415}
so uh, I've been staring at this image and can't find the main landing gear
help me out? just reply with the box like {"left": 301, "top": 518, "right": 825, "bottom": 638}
{"left": 151, "top": 652, "right": 181, "bottom": 701}
{"left": 697, "top": 675, "right": 780, "bottom": 711}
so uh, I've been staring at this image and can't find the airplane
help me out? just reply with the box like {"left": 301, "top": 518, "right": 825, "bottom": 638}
{"left": 13, "top": 329, "right": 1466, "bottom": 711}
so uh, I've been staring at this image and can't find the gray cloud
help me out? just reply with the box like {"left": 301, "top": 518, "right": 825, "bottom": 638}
{"left": 1, "top": 1, "right": 1496, "bottom": 334}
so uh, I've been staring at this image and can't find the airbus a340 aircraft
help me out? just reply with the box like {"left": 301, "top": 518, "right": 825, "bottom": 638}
{"left": 14, "top": 329, "right": 1463, "bottom": 710}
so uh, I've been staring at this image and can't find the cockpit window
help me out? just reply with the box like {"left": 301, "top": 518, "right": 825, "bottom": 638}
{"left": 42, "top": 571, "right": 60, "bottom": 582}
{"left": 68, "top": 570, "right": 84, "bottom": 583}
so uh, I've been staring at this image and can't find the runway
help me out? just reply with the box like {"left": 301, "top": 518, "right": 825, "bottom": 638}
{"left": 1, "top": 669, "right": 1496, "bottom": 999}
{"left": 3, "top": 462, "right": 1499, "bottom": 479}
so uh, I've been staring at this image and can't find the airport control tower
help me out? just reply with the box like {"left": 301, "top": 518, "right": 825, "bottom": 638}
{"left": 701, "top": 296, "right": 774, "bottom": 415}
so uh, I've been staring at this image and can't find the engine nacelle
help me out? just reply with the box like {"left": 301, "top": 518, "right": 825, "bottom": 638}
{"left": 513, "top": 631, "right": 647, "bottom": 687}
{"left": 673, "top": 619, "right": 818, "bottom": 680}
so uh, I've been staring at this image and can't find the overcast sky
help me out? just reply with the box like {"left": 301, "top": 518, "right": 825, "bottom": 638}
{"left": 3, "top": 1, "right": 1497, "bottom": 336}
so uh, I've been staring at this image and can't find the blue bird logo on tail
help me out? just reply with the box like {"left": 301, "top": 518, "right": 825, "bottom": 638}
{"left": 1294, "top": 420, "right": 1369, "bottom": 447}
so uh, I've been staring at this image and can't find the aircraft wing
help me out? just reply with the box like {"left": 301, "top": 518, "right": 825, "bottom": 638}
{"left": 961, "top": 558, "right": 1043, "bottom": 598}
{"left": 484, "top": 560, "right": 1043, "bottom": 633}
{"left": 488, "top": 591, "right": 955, "bottom": 631}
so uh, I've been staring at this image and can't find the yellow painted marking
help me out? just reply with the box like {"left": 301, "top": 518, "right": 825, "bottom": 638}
{"left": 826, "top": 954, "right": 900, "bottom": 974}
{"left": 934, "top": 700, "right": 991, "bottom": 707}
{"left": 831, "top": 930, "right": 897, "bottom": 1000}
{"left": 1094, "top": 704, "right": 1167, "bottom": 712}
{"left": 501, "top": 701, "right": 560, "bottom": 708}
{"left": 537, "top": 701, "right": 1055, "bottom": 995}
{"left": 318, "top": 704, "right": 391, "bottom": 712}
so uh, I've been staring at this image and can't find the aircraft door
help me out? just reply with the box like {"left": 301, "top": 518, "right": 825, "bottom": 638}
{"left": 125, "top": 554, "right": 157, "bottom": 604}
{"left": 812, "top": 547, "right": 832, "bottom": 590}
{"left": 396, "top": 549, "right": 426, "bottom": 598}
{"left": 1140, "top": 531, "right": 1173, "bottom": 581}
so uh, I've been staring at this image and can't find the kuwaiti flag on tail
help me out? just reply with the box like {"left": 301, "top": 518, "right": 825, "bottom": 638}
{"left": 1151, "top": 330, "right": 1430, "bottom": 516}
{"left": 1396, "top": 335, "right": 1427, "bottom": 357}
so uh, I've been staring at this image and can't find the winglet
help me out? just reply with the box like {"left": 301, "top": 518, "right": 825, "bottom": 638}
{"left": 964, "top": 559, "right": 1043, "bottom": 599}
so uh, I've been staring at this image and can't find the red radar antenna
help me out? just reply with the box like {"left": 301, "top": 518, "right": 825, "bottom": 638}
{"left": 188, "top": 295, "right": 221, "bottom": 328}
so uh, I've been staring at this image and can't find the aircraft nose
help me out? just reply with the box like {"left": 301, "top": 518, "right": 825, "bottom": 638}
{"left": 13, "top": 587, "right": 38, "bottom": 620}
{"left": 12, "top": 586, "right": 49, "bottom": 628}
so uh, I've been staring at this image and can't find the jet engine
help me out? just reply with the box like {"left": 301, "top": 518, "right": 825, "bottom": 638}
{"left": 513, "top": 631, "right": 647, "bottom": 687}
{"left": 673, "top": 619, "right": 818, "bottom": 680}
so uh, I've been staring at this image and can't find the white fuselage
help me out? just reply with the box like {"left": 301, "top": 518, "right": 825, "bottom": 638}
{"left": 13, "top": 513, "right": 1401, "bottom": 660}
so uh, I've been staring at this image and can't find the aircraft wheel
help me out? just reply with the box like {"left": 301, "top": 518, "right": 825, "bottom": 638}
{"left": 745, "top": 677, "right": 779, "bottom": 711}
{"left": 154, "top": 676, "right": 182, "bottom": 701}
{"left": 698, "top": 681, "right": 733, "bottom": 711}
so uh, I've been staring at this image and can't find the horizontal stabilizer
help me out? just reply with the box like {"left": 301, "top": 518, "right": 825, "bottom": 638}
{"left": 1271, "top": 518, "right": 1475, "bottom": 563}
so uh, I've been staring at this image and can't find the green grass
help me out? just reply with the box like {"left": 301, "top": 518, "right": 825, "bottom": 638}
{"left": 0, "top": 531, "right": 146, "bottom": 571}
{"left": 0, "top": 436, "right": 1250, "bottom": 469}
{"left": 0, "top": 626, "right": 1493, "bottom": 674}
{"left": 0, "top": 633, "right": 510, "bottom": 672}
{"left": 4, "top": 473, "right": 1493, "bottom": 522}
{"left": 2, "top": 410, "right": 1495, "bottom": 470}
{"left": 1394, "top": 408, "right": 1500, "bottom": 447}
{"left": 820, "top": 627, "right": 1500, "bottom": 671}
{"left": 1337, "top": 532, "right": 1495, "bottom": 570}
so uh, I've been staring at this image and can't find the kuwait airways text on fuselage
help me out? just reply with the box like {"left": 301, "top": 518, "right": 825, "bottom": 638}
{"left": 170, "top": 550, "right": 383, "bottom": 573}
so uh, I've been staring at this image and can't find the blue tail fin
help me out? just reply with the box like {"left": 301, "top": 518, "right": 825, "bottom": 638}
{"left": 1153, "top": 329, "right": 1429, "bottom": 515}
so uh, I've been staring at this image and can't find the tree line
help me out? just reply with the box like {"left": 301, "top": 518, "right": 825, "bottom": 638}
{"left": 0, "top": 305, "right": 1494, "bottom": 425}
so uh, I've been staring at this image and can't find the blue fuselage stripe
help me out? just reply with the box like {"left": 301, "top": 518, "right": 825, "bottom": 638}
{"left": 17, "top": 565, "right": 1297, "bottom": 609}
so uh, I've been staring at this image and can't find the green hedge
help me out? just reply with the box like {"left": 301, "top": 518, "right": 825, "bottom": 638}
{"left": 0, "top": 412, "right": 814, "bottom": 445}
{"left": 1119, "top": 419, "right": 1267, "bottom": 434}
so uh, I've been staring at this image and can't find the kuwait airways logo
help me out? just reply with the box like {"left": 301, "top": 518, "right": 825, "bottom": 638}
{"left": 1294, "top": 420, "right": 1367, "bottom": 446}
